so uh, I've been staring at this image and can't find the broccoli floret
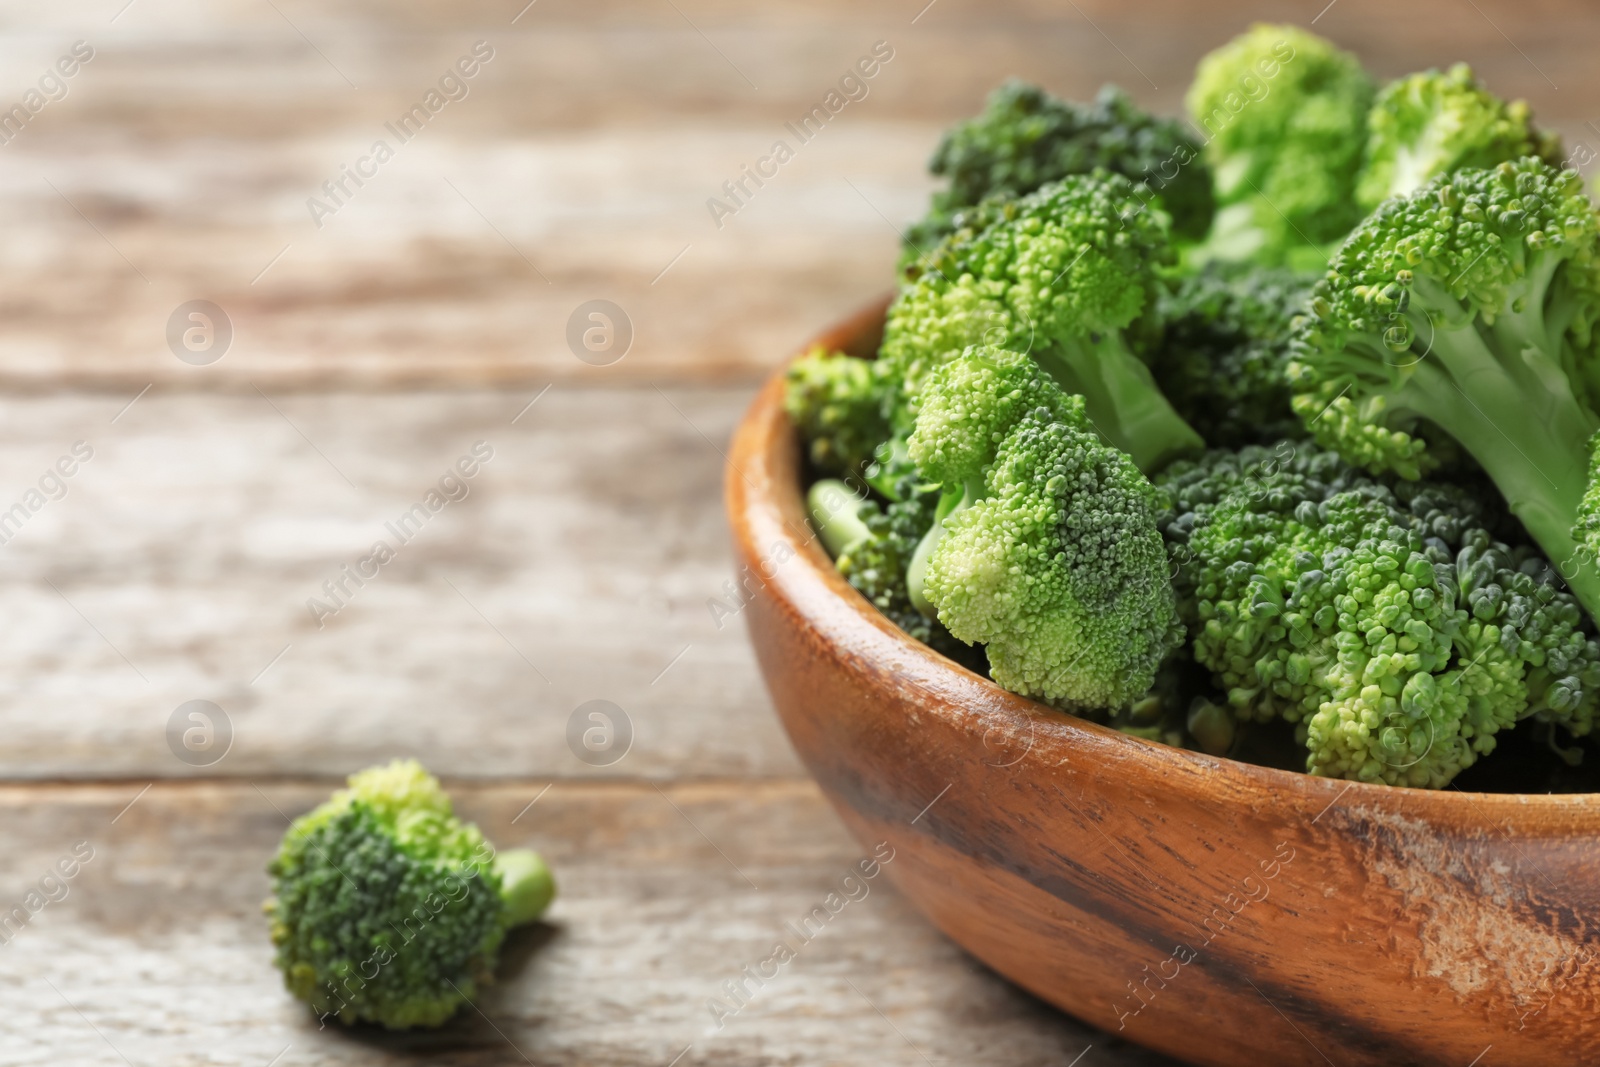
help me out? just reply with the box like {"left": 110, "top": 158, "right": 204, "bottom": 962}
{"left": 912, "top": 347, "right": 1184, "bottom": 710}
{"left": 265, "top": 760, "right": 555, "bottom": 1029}
{"left": 1159, "top": 442, "right": 1600, "bottom": 788}
{"left": 1186, "top": 25, "right": 1374, "bottom": 266}
{"left": 1286, "top": 158, "right": 1600, "bottom": 622}
{"left": 1357, "top": 63, "right": 1562, "bottom": 211}
{"left": 783, "top": 346, "right": 891, "bottom": 476}
{"left": 902, "top": 81, "right": 1214, "bottom": 270}
{"left": 881, "top": 171, "right": 1203, "bottom": 472}
{"left": 806, "top": 475, "right": 978, "bottom": 665}
{"left": 1149, "top": 261, "right": 1317, "bottom": 447}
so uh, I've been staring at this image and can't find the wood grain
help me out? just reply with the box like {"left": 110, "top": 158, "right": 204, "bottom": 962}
{"left": 728, "top": 305, "right": 1600, "bottom": 1067}
{"left": 0, "top": 386, "right": 805, "bottom": 781}
{"left": 0, "top": 778, "right": 1178, "bottom": 1066}
{"left": 0, "top": 0, "right": 1589, "bottom": 390}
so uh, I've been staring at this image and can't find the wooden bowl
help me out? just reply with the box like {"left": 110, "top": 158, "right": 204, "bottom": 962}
{"left": 725, "top": 297, "right": 1600, "bottom": 1067}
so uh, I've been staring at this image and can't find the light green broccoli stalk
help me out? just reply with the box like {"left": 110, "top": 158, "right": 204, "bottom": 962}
{"left": 1186, "top": 24, "right": 1374, "bottom": 266}
{"left": 880, "top": 171, "right": 1203, "bottom": 472}
{"left": 1159, "top": 442, "right": 1600, "bottom": 788}
{"left": 902, "top": 80, "right": 1214, "bottom": 273}
{"left": 783, "top": 346, "right": 891, "bottom": 476}
{"left": 265, "top": 760, "right": 555, "bottom": 1030}
{"left": 911, "top": 347, "right": 1184, "bottom": 710}
{"left": 1356, "top": 63, "right": 1563, "bottom": 212}
{"left": 1286, "top": 158, "right": 1600, "bottom": 622}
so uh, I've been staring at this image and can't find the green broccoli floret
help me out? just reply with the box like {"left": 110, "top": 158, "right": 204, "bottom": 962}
{"left": 1285, "top": 158, "right": 1600, "bottom": 622}
{"left": 902, "top": 80, "right": 1214, "bottom": 270}
{"left": 1186, "top": 24, "right": 1374, "bottom": 266}
{"left": 1149, "top": 261, "right": 1317, "bottom": 447}
{"left": 806, "top": 473, "right": 978, "bottom": 665}
{"left": 1356, "top": 63, "right": 1562, "bottom": 212}
{"left": 1159, "top": 441, "right": 1600, "bottom": 788}
{"left": 265, "top": 760, "right": 555, "bottom": 1029}
{"left": 881, "top": 171, "right": 1203, "bottom": 472}
{"left": 912, "top": 347, "right": 1184, "bottom": 710}
{"left": 783, "top": 346, "right": 891, "bottom": 476}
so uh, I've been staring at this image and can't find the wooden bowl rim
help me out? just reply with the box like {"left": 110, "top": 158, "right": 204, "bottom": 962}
{"left": 726, "top": 294, "right": 1600, "bottom": 820}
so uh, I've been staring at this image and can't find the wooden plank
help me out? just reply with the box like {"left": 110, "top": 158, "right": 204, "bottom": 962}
{"left": 0, "top": 0, "right": 1587, "bottom": 390}
{"left": 0, "top": 778, "right": 1180, "bottom": 1066}
{"left": 0, "top": 387, "right": 810, "bottom": 781}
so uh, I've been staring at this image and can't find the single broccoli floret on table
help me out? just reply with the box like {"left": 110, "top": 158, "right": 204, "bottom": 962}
{"left": 881, "top": 171, "right": 1203, "bottom": 472}
{"left": 1159, "top": 441, "right": 1600, "bottom": 787}
{"left": 901, "top": 80, "right": 1213, "bottom": 272}
{"left": 1285, "top": 158, "right": 1600, "bottom": 623}
{"left": 783, "top": 346, "right": 891, "bottom": 476}
{"left": 1357, "top": 63, "right": 1562, "bottom": 212}
{"left": 910, "top": 347, "right": 1184, "bottom": 710}
{"left": 1186, "top": 24, "right": 1374, "bottom": 266}
{"left": 1149, "top": 261, "right": 1317, "bottom": 447}
{"left": 265, "top": 760, "right": 555, "bottom": 1029}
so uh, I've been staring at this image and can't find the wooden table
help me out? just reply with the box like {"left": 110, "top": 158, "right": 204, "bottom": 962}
{"left": 1, "top": 1, "right": 1592, "bottom": 1063}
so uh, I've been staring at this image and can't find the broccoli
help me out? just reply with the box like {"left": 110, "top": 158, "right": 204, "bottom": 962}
{"left": 1149, "top": 261, "right": 1317, "bottom": 447}
{"left": 805, "top": 471, "right": 979, "bottom": 666}
{"left": 1186, "top": 25, "right": 1374, "bottom": 266}
{"left": 910, "top": 347, "right": 1184, "bottom": 710}
{"left": 1285, "top": 158, "right": 1600, "bottom": 621}
{"left": 1159, "top": 441, "right": 1600, "bottom": 787}
{"left": 1356, "top": 63, "right": 1562, "bottom": 212}
{"left": 783, "top": 346, "right": 890, "bottom": 476}
{"left": 902, "top": 80, "right": 1214, "bottom": 271}
{"left": 881, "top": 171, "right": 1203, "bottom": 472}
{"left": 265, "top": 760, "right": 555, "bottom": 1029}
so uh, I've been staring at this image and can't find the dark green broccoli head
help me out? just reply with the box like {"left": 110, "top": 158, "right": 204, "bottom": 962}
{"left": 1357, "top": 63, "right": 1563, "bottom": 211}
{"left": 1286, "top": 158, "right": 1600, "bottom": 621}
{"left": 1159, "top": 441, "right": 1600, "bottom": 787}
{"left": 904, "top": 80, "right": 1213, "bottom": 263}
{"left": 266, "top": 760, "right": 554, "bottom": 1029}
{"left": 783, "top": 346, "right": 891, "bottom": 477}
{"left": 1150, "top": 261, "right": 1316, "bottom": 448}
{"left": 1186, "top": 24, "right": 1374, "bottom": 263}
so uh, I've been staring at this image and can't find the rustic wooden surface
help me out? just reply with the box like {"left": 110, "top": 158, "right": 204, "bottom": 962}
{"left": 0, "top": 0, "right": 1595, "bottom": 1062}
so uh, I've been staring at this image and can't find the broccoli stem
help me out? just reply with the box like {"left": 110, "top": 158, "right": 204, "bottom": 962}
{"left": 1037, "top": 335, "right": 1205, "bottom": 472}
{"left": 907, "top": 480, "right": 978, "bottom": 619}
{"left": 807, "top": 479, "right": 874, "bottom": 558}
{"left": 494, "top": 848, "right": 556, "bottom": 927}
{"left": 1391, "top": 317, "right": 1600, "bottom": 618}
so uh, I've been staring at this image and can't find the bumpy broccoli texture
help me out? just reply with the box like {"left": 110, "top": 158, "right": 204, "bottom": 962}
{"left": 1287, "top": 158, "right": 1600, "bottom": 620}
{"left": 1356, "top": 64, "right": 1562, "bottom": 211}
{"left": 903, "top": 80, "right": 1214, "bottom": 268}
{"left": 881, "top": 171, "right": 1203, "bottom": 472}
{"left": 1159, "top": 442, "right": 1600, "bottom": 787}
{"left": 783, "top": 346, "right": 890, "bottom": 477}
{"left": 266, "top": 760, "right": 555, "bottom": 1029}
{"left": 911, "top": 347, "right": 1183, "bottom": 710}
{"left": 1150, "top": 262, "right": 1316, "bottom": 447}
{"left": 1187, "top": 24, "right": 1373, "bottom": 265}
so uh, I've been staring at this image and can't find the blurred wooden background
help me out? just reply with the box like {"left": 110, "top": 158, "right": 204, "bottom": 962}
{"left": 0, "top": 0, "right": 1593, "bottom": 1063}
